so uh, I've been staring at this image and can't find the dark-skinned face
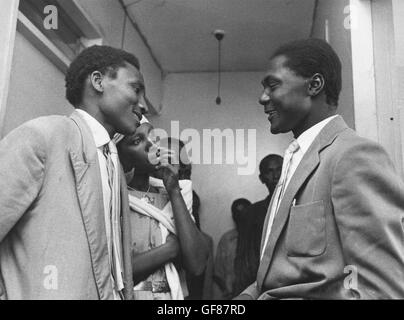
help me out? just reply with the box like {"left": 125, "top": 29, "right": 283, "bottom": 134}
{"left": 118, "top": 123, "right": 157, "bottom": 173}
{"left": 99, "top": 63, "right": 144, "bottom": 136}
{"left": 259, "top": 55, "right": 312, "bottom": 137}
{"left": 260, "top": 158, "right": 283, "bottom": 193}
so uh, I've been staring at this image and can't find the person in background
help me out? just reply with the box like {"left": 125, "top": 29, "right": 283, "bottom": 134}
{"left": 117, "top": 125, "right": 209, "bottom": 300}
{"left": 186, "top": 190, "right": 215, "bottom": 300}
{"left": 213, "top": 198, "right": 251, "bottom": 299}
{"left": 232, "top": 154, "right": 283, "bottom": 296}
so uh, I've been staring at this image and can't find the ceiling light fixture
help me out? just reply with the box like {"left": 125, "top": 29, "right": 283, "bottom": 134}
{"left": 213, "top": 29, "right": 225, "bottom": 105}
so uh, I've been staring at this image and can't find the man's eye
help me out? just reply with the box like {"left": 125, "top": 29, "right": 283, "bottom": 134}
{"left": 131, "top": 84, "right": 144, "bottom": 95}
{"left": 132, "top": 138, "right": 141, "bottom": 145}
{"left": 269, "top": 83, "right": 278, "bottom": 90}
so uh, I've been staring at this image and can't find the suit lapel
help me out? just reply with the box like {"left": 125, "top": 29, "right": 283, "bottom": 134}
{"left": 259, "top": 194, "right": 276, "bottom": 254}
{"left": 257, "top": 116, "right": 349, "bottom": 290}
{"left": 119, "top": 169, "right": 134, "bottom": 300}
{"left": 69, "top": 111, "right": 114, "bottom": 300}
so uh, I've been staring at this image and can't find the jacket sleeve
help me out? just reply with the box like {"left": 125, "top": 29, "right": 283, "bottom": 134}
{"left": 332, "top": 139, "right": 404, "bottom": 298}
{"left": 0, "top": 123, "right": 46, "bottom": 243}
{"left": 238, "top": 281, "right": 260, "bottom": 299}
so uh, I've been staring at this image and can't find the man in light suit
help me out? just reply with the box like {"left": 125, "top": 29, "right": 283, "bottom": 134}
{"left": 235, "top": 38, "right": 404, "bottom": 299}
{"left": 0, "top": 45, "right": 145, "bottom": 299}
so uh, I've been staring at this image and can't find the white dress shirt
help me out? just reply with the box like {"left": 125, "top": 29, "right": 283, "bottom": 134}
{"left": 284, "top": 115, "right": 339, "bottom": 191}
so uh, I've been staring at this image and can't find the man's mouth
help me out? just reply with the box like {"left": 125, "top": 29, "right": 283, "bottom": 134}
{"left": 132, "top": 109, "right": 142, "bottom": 123}
{"left": 267, "top": 110, "right": 278, "bottom": 120}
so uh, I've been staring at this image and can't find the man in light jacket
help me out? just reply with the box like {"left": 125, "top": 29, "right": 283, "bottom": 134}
{"left": 236, "top": 38, "right": 404, "bottom": 299}
{"left": 0, "top": 45, "right": 145, "bottom": 299}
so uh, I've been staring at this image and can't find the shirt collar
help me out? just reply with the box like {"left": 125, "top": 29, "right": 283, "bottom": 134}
{"left": 296, "top": 115, "right": 339, "bottom": 155}
{"left": 76, "top": 109, "right": 111, "bottom": 148}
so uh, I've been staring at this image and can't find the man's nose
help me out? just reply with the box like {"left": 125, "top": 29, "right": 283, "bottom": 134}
{"left": 132, "top": 103, "right": 143, "bottom": 117}
{"left": 259, "top": 91, "right": 271, "bottom": 107}
{"left": 139, "top": 102, "right": 147, "bottom": 115}
{"left": 146, "top": 139, "right": 153, "bottom": 150}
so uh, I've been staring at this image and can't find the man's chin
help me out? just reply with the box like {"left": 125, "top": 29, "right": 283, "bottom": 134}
{"left": 269, "top": 125, "right": 281, "bottom": 135}
{"left": 269, "top": 122, "right": 290, "bottom": 135}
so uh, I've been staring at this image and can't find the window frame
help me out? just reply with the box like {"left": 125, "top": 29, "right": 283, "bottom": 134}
{"left": 17, "top": 0, "right": 103, "bottom": 74}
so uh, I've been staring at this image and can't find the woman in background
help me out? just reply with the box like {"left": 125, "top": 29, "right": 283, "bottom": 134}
{"left": 117, "top": 123, "right": 208, "bottom": 300}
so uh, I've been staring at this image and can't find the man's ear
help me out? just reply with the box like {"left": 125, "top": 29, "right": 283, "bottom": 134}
{"left": 307, "top": 73, "right": 325, "bottom": 97}
{"left": 259, "top": 174, "right": 265, "bottom": 184}
{"left": 90, "top": 71, "right": 104, "bottom": 93}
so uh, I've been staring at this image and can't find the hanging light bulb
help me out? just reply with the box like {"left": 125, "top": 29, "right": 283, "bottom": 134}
{"left": 213, "top": 29, "right": 225, "bottom": 105}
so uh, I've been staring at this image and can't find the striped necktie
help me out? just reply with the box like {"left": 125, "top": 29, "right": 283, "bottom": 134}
{"left": 261, "top": 139, "right": 300, "bottom": 259}
{"left": 103, "top": 141, "right": 124, "bottom": 298}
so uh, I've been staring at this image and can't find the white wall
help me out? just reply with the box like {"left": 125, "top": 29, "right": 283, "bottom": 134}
{"left": 393, "top": 0, "right": 404, "bottom": 177}
{"left": 2, "top": 31, "right": 73, "bottom": 136}
{"left": 1, "top": 0, "right": 162, "bottom": 137}
{"left": 371, "top": 0, "right": 404, "bottom": 177}
{"left": 151, "top": 72, "right": 292, "bottom": 252}
{"left": 311, "top": 0, "right": 355, "bottom": 129}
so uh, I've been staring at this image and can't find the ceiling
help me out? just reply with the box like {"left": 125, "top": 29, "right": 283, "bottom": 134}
{"left": 122, "top": 0, "right": 316, "bottom": 73}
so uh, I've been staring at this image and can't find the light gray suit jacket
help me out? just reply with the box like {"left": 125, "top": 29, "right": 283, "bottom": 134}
{"left": 0, "top": 111, "right": 134, "bottom": 300}
{"left": 243, "top": 116, "right": 404, "bottom": 299}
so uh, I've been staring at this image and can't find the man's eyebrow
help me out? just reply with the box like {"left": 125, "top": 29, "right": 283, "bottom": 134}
{"left": 130, "top": 80, "right": 145, "bottom": 89}
{"left": 130, "top": 132, "right": 145, "bottom": 140}
{"left": 262, "top": 75, "right": 279, "bottom": 86}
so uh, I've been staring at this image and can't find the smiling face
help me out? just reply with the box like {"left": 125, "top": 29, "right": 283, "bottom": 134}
{"left": 99, "top": 62, "right": 144, "bottom": 136}
{"left": 117, "top": 123, "right": 157, "bottom": 173}
{"left": 259, "top": 55, "right": 312, "bottom": 137}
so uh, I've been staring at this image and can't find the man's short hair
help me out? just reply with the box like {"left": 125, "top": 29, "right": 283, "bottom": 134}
{"left": 271, "top": 38, "right": 342, "bottom": 107}
{"left": 65, "top": 45, "right": 140, "bottom": 107}
{"left": 259, "top": 154, "right": 283, "bottom": 174}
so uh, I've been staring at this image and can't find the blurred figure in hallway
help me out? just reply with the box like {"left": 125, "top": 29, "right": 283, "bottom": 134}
{"left": 233, "top": 154, "right": 283, "bottom": 296}
{"left": 213, "top": 198, "right": 251, "bottom": 299}
{"left": 186, "top": 190, "right": 215, "bottom": 300}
